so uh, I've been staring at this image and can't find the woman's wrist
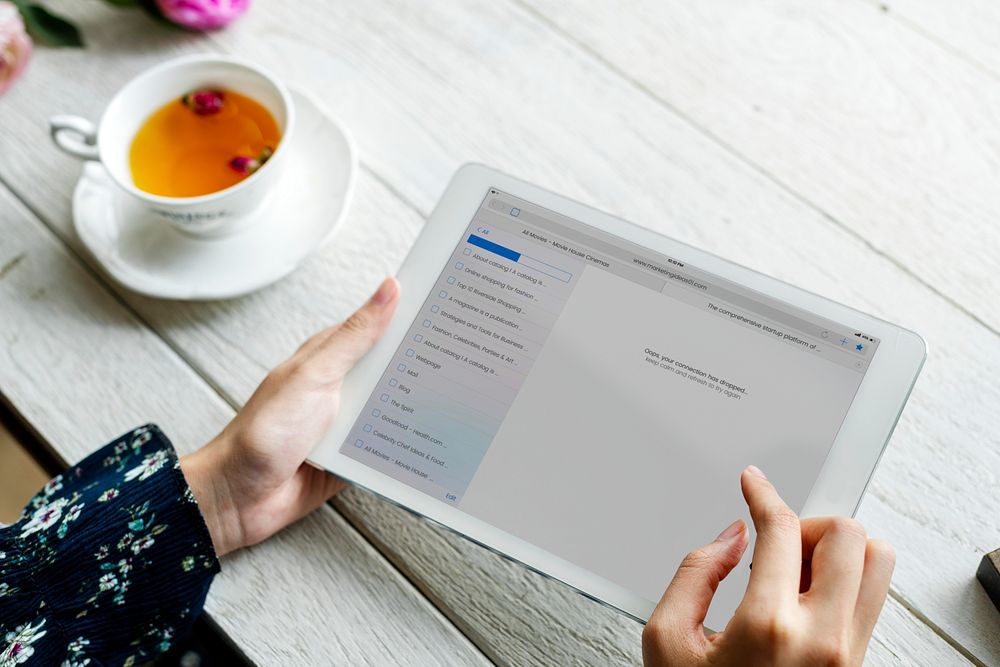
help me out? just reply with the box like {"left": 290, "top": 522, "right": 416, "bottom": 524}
{"left": 179, "top": 439, "right": 243, "bottom": 558}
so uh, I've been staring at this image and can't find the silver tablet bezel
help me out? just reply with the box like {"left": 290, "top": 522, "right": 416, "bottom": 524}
{"left": 309, "top": 163, "right": 926, "bottom": 623}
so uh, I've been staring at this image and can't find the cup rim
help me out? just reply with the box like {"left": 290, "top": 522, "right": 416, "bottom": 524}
{"left": 98, "top": 53, "right": 296, "bottom": 206}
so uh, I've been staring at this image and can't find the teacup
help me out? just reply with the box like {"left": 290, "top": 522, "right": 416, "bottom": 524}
{"left": 50, "top": 54, "right": 295, "bottom": 237}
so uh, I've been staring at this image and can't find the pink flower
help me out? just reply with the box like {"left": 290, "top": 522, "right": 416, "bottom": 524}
{"left": 229, "top": 145, "right": 273, "bottom": 175}
{"left": 155, "top": 0, "right": 249, "bottom": 31}
{"left": 182, "top": 89, "right": 225, "bottom": 115}
{"left": 0, "top": 1, "right": 32, "bottom": 96}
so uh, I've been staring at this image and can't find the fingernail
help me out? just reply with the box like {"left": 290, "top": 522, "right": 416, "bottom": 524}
{"left": 369, "top": 278, "right": 397, "bottom": 306}
{"left": 715, "top": 519, "right": 745, "bottom": 543}
{"left": 747, "top": 465, "right": 767, "bottom": 480}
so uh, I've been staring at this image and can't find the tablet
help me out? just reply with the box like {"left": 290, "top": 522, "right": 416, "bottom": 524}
{"left": 309, "top": 163, "right": 925, "bottom": 629}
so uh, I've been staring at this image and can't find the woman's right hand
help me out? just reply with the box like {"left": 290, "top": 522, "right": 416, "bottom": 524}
{"left": 642, "top": 466, "right": 895, "bottom": 667}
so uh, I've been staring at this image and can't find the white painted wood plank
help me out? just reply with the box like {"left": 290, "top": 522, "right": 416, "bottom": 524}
{"left": 0, "top": 208, "right": 232, "bottom": 464}
{"left": 524, "top": 0, "right": 1000, "bottom": 336}
{"left": 0, "top": 185, "right": 489, "bottom": 666}
{"left": 866, "top": 593, "right": 973, "bottom": 667}
{"left": 879, "top": 0, "right": 1000, "bottom": 76}
{"left": 0, "top": 0, "right": 984, "bottom": 664}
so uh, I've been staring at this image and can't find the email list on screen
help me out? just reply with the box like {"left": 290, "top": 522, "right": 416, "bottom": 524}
{"left": 341, "top": 188, "right": 878, "bottom": 626}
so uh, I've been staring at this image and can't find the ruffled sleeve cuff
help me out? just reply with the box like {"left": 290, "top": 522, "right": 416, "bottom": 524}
{"left": 0, "top": 424, "right": 220, "bottom": 666}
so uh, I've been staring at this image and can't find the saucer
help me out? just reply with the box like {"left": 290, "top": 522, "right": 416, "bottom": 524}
{"left": 73, "top": 88, "right": 356, "bottom": 300}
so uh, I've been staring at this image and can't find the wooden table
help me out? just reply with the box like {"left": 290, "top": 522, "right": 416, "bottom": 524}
{"left": 2, "top": 1, "right": 999, "bottom": 664}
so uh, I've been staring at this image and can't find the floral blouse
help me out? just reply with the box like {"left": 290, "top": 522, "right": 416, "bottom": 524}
{"left": 0, "top": 425, "right": 219, "bottom": 666}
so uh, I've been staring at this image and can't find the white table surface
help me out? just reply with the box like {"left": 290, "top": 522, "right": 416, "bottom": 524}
{"left": 2, "top": 1, "right": 999, "bottom": 664}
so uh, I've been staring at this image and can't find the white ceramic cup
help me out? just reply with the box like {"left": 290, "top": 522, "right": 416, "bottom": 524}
{"left": 49, "top": 54, "right": 295, "bottom": 237}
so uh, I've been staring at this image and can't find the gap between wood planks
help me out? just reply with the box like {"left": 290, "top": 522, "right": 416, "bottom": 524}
{"left": 867, "top": 0, "right": 1000, "bottom": 87}
{"left": 509, "top": 0, "right": 1000, "bottom": 345}
{"left": 887, "top": 588, "right": 987, "bottom": 667}
{"left": 0, "top": 172, "right": 498, "bottom": 667}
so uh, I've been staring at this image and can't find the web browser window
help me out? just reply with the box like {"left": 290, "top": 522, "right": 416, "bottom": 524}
{"left": 341, "top": 188, "right": 878, "bottom": 616}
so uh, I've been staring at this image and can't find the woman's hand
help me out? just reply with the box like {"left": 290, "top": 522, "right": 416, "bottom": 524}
{"left": 180, "top": 278, "right": 400, "bottom": 557}
{"left": 643, "top": 466, "right": 895, "bottom": 667}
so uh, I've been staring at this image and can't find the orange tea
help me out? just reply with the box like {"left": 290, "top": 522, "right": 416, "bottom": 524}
{"left": 129, "top": 89, "right": 281, "bottom": 198}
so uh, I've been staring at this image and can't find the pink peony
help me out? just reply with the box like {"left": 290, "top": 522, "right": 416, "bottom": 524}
{"left": 155, "top": 0, "right": 249, "bottom": 31}
{"left": 0, "top": 1, "right": 31, "bottom": 96}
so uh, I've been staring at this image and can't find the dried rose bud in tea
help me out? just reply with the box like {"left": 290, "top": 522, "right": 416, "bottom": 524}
{"left": 182, "top": 89, "right": 225, "bottom": 116}
{"left": 229, "top": 146, "right": 274, "bottom": 175}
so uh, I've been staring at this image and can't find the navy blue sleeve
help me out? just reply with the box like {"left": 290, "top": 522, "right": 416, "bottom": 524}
{"left": 0, "top": 424, "right": 220, "bottom": 666}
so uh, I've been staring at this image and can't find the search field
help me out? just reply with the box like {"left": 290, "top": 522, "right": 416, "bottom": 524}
{"left": 519, "top": 256, "right": 572, "bottom": 283}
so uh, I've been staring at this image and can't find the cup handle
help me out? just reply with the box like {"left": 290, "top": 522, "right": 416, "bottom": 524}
{"left": 49, "top": 115, "right": 100, "bottom": 161}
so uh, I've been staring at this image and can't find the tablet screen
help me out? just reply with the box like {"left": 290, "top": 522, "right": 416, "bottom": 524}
{"left": 341, "top": 187, "right": 879, "bottom": 612}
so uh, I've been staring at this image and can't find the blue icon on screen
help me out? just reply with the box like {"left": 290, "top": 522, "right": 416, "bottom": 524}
{"left": 855, "top": 343, "right": 864, "bottom": 352}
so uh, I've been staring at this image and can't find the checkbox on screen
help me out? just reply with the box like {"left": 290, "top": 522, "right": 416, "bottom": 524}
{"left": 363, "top": 424, "right": 373, "bottom": 433}
{"left": 397, "top": 364, "right": 406, "bottom": 372}
{"left": 414, "top": 334, "right": 423, "bottom": 343}
{"left": 354, "top": 439, "right": 364, "bottom": 448}
{"left": 430, "top": 305, "right": 439, "bottom": 313}
{"left": 389, "top": 378, "right": 398, "bottom": 387}
{"left": 406, "top": 348, "right": 415, "bottom": 357}
{"left": 439, "top": 291, "right": 448, "bottom": 298}
{"left": 455, "top": 262, "right": 464, "bottom": 269}
{"left": 463, "top": 248, "right": 471, "bottom": 256}
{"left": 372, "top": 409, "right": 381, "bottom": 417}
{"left": 380, "top": 393, "right": 389, "bottom": 402}
{"left": 447, "top": 276, "right": 456, "bottom": 285}
{"left": 423, "top": 319, "right": 431, "bottom": 327}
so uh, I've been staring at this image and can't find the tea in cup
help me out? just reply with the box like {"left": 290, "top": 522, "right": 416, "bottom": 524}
{"left": 130, "top": 88, "right": 281, "bottom": 198}
{"left": 50, "top": 54, "right": 295, "bottom": 237}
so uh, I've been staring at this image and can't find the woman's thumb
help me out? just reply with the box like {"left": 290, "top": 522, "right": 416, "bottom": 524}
{"left": 317, "top": 278, "right": 400, "bottom": 379}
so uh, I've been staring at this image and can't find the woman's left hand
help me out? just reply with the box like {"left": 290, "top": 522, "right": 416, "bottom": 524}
{"left": 180, "top": 278, "right": 400, "bottom": 556}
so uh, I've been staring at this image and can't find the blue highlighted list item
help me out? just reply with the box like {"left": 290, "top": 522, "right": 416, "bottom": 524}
{"left": 467, "top": 234, "right": 521, "bottom": 262}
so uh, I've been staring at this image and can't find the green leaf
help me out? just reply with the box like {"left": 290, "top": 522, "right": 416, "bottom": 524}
{"left": 20, "top": 4, "right": 85, "bottom": 47}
